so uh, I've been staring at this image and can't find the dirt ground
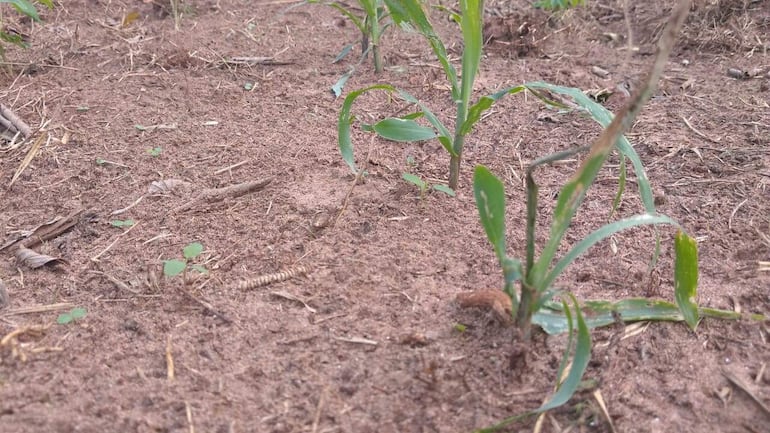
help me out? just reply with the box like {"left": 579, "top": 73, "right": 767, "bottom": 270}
{"left": 1, "top": 0, "right": 769, "bottom": 432}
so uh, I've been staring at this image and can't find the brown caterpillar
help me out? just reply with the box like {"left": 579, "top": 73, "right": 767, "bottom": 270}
{"left": 231, "top": 266, "right": 310, "bottom": 291}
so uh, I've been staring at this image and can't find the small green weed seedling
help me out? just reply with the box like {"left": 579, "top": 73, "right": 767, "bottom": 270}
{"left": 57, "top": 307, "right": 87, "bottom": 325}
{"left": 163, "top": 242, "right": 208, "bottom": 279}
{"left": 534, "top": 0, "right": 585, "bottom": 10}
{"left": 0, "top": 0, "right": 54, "bottom": 61}
{"left": 402, "top": 173, "right": 455, "bottom": 199}
{"left": 110, "top": 219, "right": 135, "bottom": 228}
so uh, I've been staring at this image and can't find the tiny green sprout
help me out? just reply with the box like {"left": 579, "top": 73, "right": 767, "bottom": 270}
{"left": 402, "top": 172, "right": 428, "bottom": 196}
{"left": 163, "top": 259, "right": 187, "bottom": 277}
{"left": 432, "top": 184, "right": 456, "bottom": 197}
{"left": 96, "top": 158, "right": 106, "bottom": 165}
{"left": 163, "top": 242, "right": 208, "bottom": 278}
{"left": 57, "top": 307, "right": 87, "bottom": 325}
{"left": 453, "top": 323, "right": 467, "bottom": 333}
{"left": 402, "top": 173, "right": 456, "bottom": 198}
{"left": 534, "top": 0, "right": 585, "bottom": 11}
{"left": 110, "top": 219, "right": 135, "bottom": 228}
{"left": 183, "top": 242, "right": 203, "bottom": 260}
{"left": 244, "top": 82, "right": 255, "bottom": 91}
{"left": 146, "top": 147, "right": 162, "bottom": 157}
{"left": 77, "top": 106, "right": 90, "bottom": 112}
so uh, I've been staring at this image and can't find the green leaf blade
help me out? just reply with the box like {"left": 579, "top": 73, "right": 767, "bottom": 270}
{"left": 544, "top": 213, "right": 680, "bottom": 290}
{"left": 183, "top": 242, "right": 204, "bottom": 260}
{"left": 402, "top": 172, "right": 427, "bottom": 189}
{"left": 473, "top": 166, "right": 507, "bottom": 263}
{"left": 337, "top": 84, "right": 396, "bottom": 173}
{"left": 536, "top": 295, "right": 591, "bottom": 412}
{"left": 674, "top": 231, "right": 699, "bottom": 330}
{"left": 2, "top": 0, "right": 41, "bottom": 21}
{"left": 373, "top": 118, "right": 436, "bottom": 142}
{"left": 163, "top": 259, "right": 187, "bottom": 277}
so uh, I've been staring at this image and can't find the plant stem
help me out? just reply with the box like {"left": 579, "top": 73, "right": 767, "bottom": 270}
{"left": 516, "top": 282, "right": 535, "bottom": 339}
{"left": 449, "top": 100, "right": 468, "bottom": 189}
{"left": 372, "top": 43, "right": 382, "bottom": 73}
{"left": 368, "top": 7, "right": 383, "bottom": 73}
{"left": 448, "top": 154, "right": 461, "bottom": 190}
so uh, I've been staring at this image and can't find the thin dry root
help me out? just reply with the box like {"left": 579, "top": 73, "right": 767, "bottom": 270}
{"left": 232, "top": 266, "right": 310, "bottom": 291}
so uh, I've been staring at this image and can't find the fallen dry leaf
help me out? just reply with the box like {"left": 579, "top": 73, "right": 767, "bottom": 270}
{"left": 15, "top": 245, "right": 66, "bottom": 269}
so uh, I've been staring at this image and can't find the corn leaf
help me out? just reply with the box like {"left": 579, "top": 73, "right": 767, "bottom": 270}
{"left": 524, "top": 82, "right": 655, "bottom": 213}
{"left": 384, "top": 0, "right": 458, "bottom": 98}
{"left": 532, "top": 296, "right": 756, "bottom": 336}
{"left": 457, "top": 0, "right": 484, "bottom": 126}
{"left": 338, "top": 84, "right": 397, "bottom": 172}
{"left": 373, "top": 118, "right": 436, "bottom": 142}
{"left": 473, "top": 166, "right": 507, "bottom": 262}
{"left": 1, "top": 0, "right": 41, "bottom": 21}
{"left": 543, "top": 213, "right": 680, "bottom": 290}
{"left": 461, "top": 85, "right": 527, "bottom": 136}
{"left": 674, "top": 231, "right": 699, "bottom": 330}
{"left": 396, "top": 88, "right": 454, "bottom": 155}
{"left": 535, "top": 294, "right": 591, "bottom": 412}
{"left": 475, "top": 295, "right": 591, "bottom": 432}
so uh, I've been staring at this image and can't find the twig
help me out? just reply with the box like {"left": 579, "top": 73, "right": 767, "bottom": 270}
{"left": 0, "top": 210, "right": 82, "bottom": 255}
{"left": 311, "top": 387, "right": 328, "bottom": 433}
{"left": 166, "top": 334, "right": 175, "bottom": 381}
{"left": 176, "top": 286, "right": 232, "bottom": 324}
{"left": 170, "top": 177, "right": 273, "bottom": 214}
{"left": 87, "top": 271, "right": 142, "bottom": 295}
{"left": 0, "top": 104, "right": 32, "bottom": 137}
{"left": 8, "top": 131, "right": 46, "bottom": 187}
{"left": 0, "top": 302, "right": 74, "bottom": 317}
{"left": 594, "top": 390, "right": 617, "bottom": 433}
{"left": 270, "top": 291, "right": 316, "bottom": 313}
{"left": 728, "top": 198, "right": 748, "bottom": 231}
{"left": 185, "top": 401, "right": 195, "bottom": 433}
{"left": 681, "top": 115, "right": 720, "bottom": 143}
{"left": 332, "top": 336, "right": 378, "bottom": 345}
{"left": 722, "top": 369, "right": 770, "bottom": 417}
{"left": 214, "top": 160, "right": 248, "bottom": 175}
{"left": 111, "top": 195, "right": 144, "bottom": 216}
{"left": 91, "top": 221, "right": 140, "bottom": 262}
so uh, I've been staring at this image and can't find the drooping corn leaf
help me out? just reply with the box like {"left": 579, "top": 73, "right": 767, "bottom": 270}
{"left": 543, "top": 213, "right": 680, "bottom": 290}
{"left": 338, "top": 84, "right": 396, "bottom": 172}
{"left": 535, "top": 294, "right": 591, "bottom": 412}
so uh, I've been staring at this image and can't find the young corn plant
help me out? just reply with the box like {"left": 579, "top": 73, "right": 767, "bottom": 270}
{"left": 469, "top": 1, "right": 762, "bottom": 430}
{"left": 292, "top": 0, "right": 391, "bottom": 74}
{"left": 339, "top": 0, "right": 600, "bottom": 189}
{"left": 0, "top": 0, "right": 53, "bottom": 61}
{"left": 339, "top": 0, "right": 487, "bottom": 189}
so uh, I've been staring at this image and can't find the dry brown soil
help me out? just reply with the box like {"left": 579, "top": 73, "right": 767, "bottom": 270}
{"left": 1, "top": 0, "right": 769, "bottom": 432}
